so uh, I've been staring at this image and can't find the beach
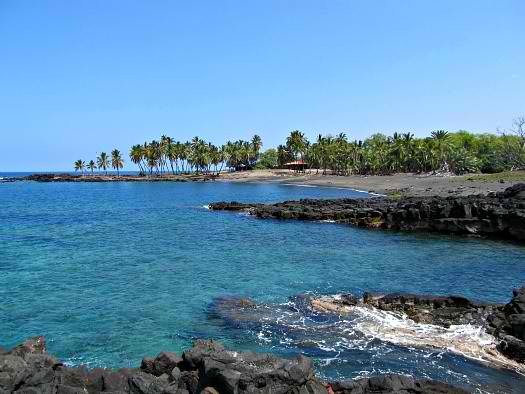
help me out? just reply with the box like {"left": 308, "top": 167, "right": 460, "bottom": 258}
{"left": 15, "top": 169, "right": 525, "bottom": 197}
{"left": 217, "top": 169, "right": 525, "bottom": 197}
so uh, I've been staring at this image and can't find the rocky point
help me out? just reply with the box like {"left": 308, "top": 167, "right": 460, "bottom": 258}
{"left": 209, "top": 183, "right": 525, "bottom": 241}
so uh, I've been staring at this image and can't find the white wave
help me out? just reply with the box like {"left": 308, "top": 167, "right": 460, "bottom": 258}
{"left": 351, "top": 305, "right": 525, "bottom": 374}
{"left": 202, "top": 204, "right": 210, "bottom": 209}
{"left": 282, "top": 183, "right": 319, "bottom": 188}
{"left": 282, "top": 183, "right": 387, "bottom": 196}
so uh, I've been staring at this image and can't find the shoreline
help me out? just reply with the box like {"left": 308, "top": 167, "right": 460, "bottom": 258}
{"left": 1, "top": 337, "right": 471, "bottom": 394}
{"left": 3, "top": 285, "right": 523, "bottom": 393}
{"left": 216, "top": 169, "right": 525, "bottom": 197}
{"left": 8, "top": 169, "right": 525, "bottom": 198}
{"left": 209, "top": 183, "right": 525, "bottom": 242}
{"left": 213, "top": 286, "right": 525, "bottom": 374}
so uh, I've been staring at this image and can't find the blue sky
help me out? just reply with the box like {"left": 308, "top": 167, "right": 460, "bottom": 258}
{"left": 1, "top": 1, "right": 524, "bottom": 171}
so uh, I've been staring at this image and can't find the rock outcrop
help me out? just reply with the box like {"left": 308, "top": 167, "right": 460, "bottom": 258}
{"left": 487, "top": 286, "right": 525, "bottom": 363}
{"left": 329, "top": 375, "right": 468, "bottom": 394}
{"left": 0, "top": 337, "right": 468, "bottom": 394}
{"left": 310, "top": 287, "right": 525, "bottom": 366}
{"left": 361, "top": 292, "right": 500, "bottom": 328}
{"left": 209, "top": 184, "right": 525, "bottom": 241}
{"left": 22, "top": 174, "right": 216, "bottom": 183}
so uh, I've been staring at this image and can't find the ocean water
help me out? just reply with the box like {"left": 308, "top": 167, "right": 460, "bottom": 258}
{"left": 1, "top": 180, "right": 525, "bottom": 392}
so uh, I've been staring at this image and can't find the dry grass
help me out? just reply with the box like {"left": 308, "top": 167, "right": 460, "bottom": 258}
{"left": 464, "top": 171, "right": 525, "bottom": 183}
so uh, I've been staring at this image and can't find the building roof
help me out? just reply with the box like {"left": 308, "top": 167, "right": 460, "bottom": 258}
{"left": 284, "top": 160, "right": 306, "bottom": 166}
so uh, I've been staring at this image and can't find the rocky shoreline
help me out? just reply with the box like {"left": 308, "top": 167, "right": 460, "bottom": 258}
{"left": 210, "top": 286, "right": 525, "bottom": 372}
{"left": 21, "top": 174, "right": 218, "bottom": 183}
{"left": 209, "top": 183, "right": 525, "bottom": 241}
{"left": 3, "top": 287, "right": 524, "bottom": 394}
{"left": 0, "top": 337, "right": 469, "bottom": 394}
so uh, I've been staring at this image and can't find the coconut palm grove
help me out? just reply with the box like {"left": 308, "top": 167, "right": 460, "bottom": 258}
{"left": 75, "top": 118, "right": 525, "bottom": 176}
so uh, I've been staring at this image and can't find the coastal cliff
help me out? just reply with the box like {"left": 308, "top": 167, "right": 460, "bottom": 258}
{"left": 209, "top": 183, "right": 525, "bottom": 241}
{"left": 0, "top": 337, "right": 467, "bottom": 394}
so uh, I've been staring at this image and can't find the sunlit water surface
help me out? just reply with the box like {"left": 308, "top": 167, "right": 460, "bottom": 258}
{"left": 1, "top": 180, "right": 524, "bottom": 392}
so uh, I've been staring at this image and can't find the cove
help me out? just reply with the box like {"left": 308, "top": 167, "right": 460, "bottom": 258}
{"left": 1, "top": 181, "right": 525, "bottom": 392}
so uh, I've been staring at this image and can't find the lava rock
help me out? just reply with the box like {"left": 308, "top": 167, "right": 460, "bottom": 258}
{"left": 0, "top": 338, "right": 471, "bottom": 394}
{"left": 488, "top": 286, "right": 525, "bottom": 363}
{"left": 209, "top": 184, "right": 525, "bottom": 241}
{"left": 330, "top": 374, "right": 469, "bottom": 393}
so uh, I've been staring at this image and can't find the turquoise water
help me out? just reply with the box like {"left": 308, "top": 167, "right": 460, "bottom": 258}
{"left": 1, "top": 180, "right": 525, "bottom": 392}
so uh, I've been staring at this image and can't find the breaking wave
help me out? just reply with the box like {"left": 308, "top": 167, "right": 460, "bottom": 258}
{"left": 350, "top": 304, "right": 524, "bottom": 374}
{"left": 208, "top": 294, "right": 525, "bottom": 392}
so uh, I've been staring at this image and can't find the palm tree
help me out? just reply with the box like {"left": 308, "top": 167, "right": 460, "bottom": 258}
{"left": 431, "top": 130, "right": 451, "bottom": 170}
{"left": 286, "top": 130, "right": 308, "bottom": 172}
{"left": 130, "top": 145, "right": 145, "bottom": 175}
{"left": 87, "top": 160, "right": 96, "bottom": 175}
{"left": 97, "top": 152, "right": 110, "bottom": 175}
{"left": 251, "top": 135, "right": 263, "bottom": 161}
{"left": 111, "top": 149, "right": 124, "bottom": 176}
{"left": 166, "top": 139, "right": 177, "bottom": 174}
{"left": 74, "top": 160, "right": 86, "bottom": 175}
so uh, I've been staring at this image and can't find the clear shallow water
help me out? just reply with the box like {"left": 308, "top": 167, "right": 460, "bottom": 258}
{"left": 1, "top": 180, "right": 525, "bottom": 392}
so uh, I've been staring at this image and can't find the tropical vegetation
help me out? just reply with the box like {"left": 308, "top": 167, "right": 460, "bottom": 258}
{"left": 277, "top": 124, "right": 525, "bottom": 175}
{"left": 74, "top": 117, "right": 525, "bottom": 176}
{"left": 128, "top": 135, "right": 263, "bottom": 175}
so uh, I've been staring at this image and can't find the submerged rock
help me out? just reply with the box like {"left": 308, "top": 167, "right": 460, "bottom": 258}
{"left": 311, "top": 294, "right": 359, "bottom": 314}
{"left": 209, "top": 184, "right": 525, "bottom": 241}
{"left": 0, "top": 337, "right": 469, "bottom": 394}
{"left": 308, "top": 288, "right": 525, "bottom": 369}
{"left": 361, "top": 292, "right": 500, "bottom": 328}
{"left": 208, "top": 290, "right": 525, "bottom": 374}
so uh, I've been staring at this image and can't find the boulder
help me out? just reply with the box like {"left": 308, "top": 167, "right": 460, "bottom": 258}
{"left": 488, "top": 286, "right": 525, "bottom": 363}
{"left": 102, "top": 371, "right": 130, "bottom": 393}
{"left": 182, "top": 339, "right": 322, "bottom": 393}
{"left": 140, "top": 353, "right": 183, "bottom": 377}
{"left": 330, "top": 374, "right": 469, "bottom": 393}
{"left": 497, "top": 335, "right": 525, "bottom": 364}
{"left": 0, "top": 338, "right": 470, "bottom": 394}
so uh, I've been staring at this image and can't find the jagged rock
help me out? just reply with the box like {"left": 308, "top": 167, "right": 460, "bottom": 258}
{"left": 362, "top": 292, "right": 499, "bottom": 328}
{"left": 209, "top": 184, "right": 525, "bottom": 241}
{"left": 181, "top": 339, "right": 323, "bottom": 393}
{"left": 129, "top": 371, "right": 167, "bottom": 394}
{"left": 177, "top": 371, "right": 198, "bottom": 394}
{"left": 488, "top": 286, "right": 525, "bottom": 363}
{"left": 0, "top": 338, "right": 471, "bottom": 394}
{"left": 140, "top": 353, "right": 183, "bottom": 378}
{"left": 102, "top": 371, "right": 130, "bottom": 393}
{"left": 497, "top": 335, "right": 525, "bottom": 364}
{"left": 9, "top": 338, "right": 47, "bottom": 359}
{"left": 140, "top": 359, "right": 156, "bottom": 376}
{"left": 330, "top": 374, "right": 469, "bottom": 393}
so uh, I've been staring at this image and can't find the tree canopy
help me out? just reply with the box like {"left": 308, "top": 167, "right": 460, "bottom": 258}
{"left": 74, "top": 117, "right": 525, "bottom": 176}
